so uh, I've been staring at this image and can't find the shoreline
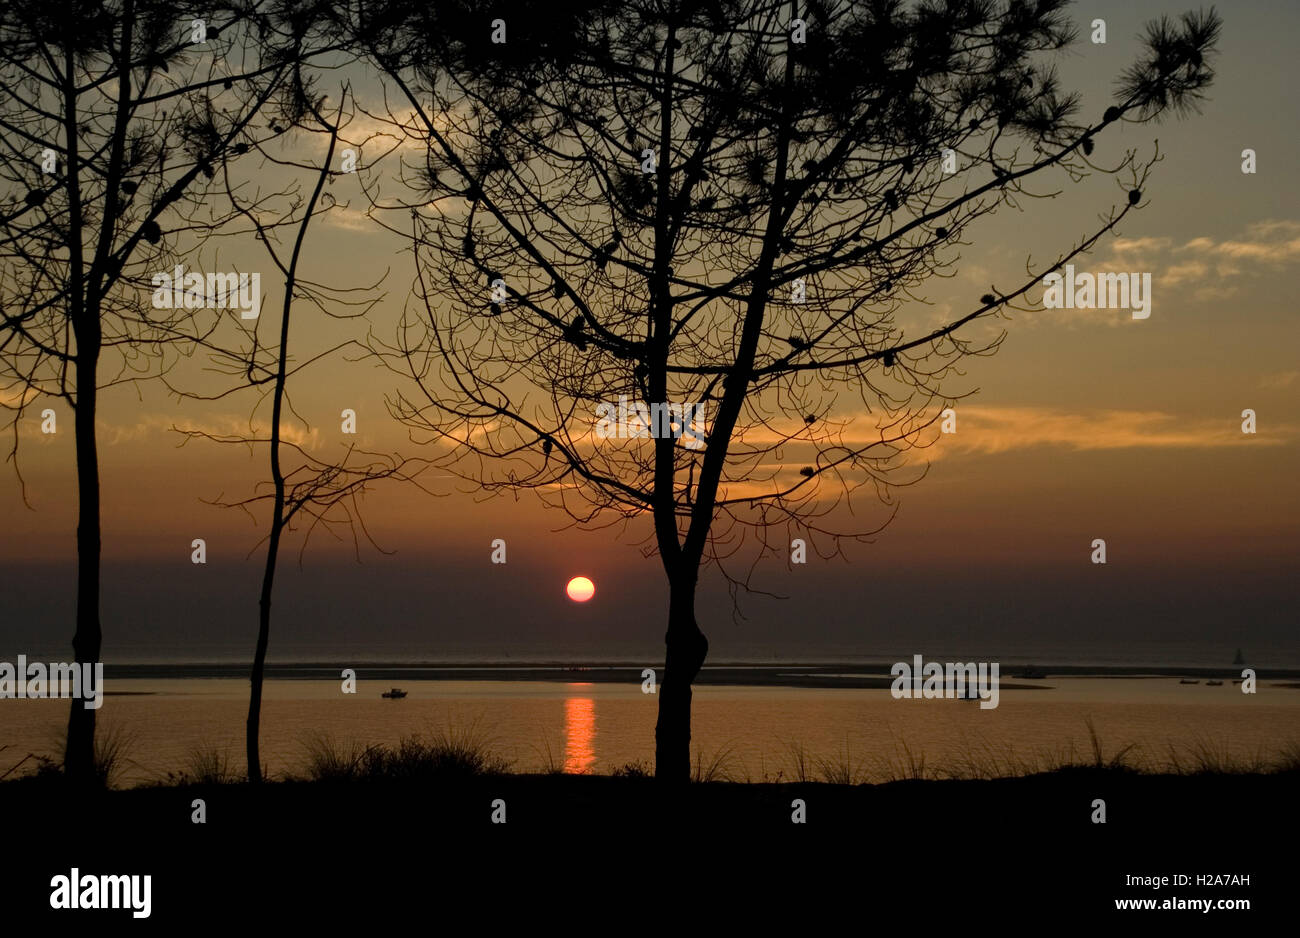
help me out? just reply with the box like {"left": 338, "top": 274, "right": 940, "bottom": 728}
{"left": 89, "top": 661, "right": 1298, "bottom": 689}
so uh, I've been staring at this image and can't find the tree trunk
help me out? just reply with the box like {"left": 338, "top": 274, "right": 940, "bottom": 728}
{"left": 243, "top": 117, "right": 334, "bottom": 783}
{"left": 246, "top": 547, "right": 278, "bottom": 783}
{"left": 65, "top": 351, "right": 101, "bottom": 783}
{"left": 60, "top": 26, "right": 100, "bottom": 785}
{"left": 246, "top": 302, "right": 288, "bottom": 783}
{"left": 654, "top": 573, "right": 708, "bottom": 782}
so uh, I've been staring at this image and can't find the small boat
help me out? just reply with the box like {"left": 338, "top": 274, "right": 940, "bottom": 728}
{"left": 1205, "top": 680, "right": 1224, "bottom": 686}
{"left": 381, "top": 687, "right": 408, "bottom": 699}
{"left": 1179, "top": 679, "right": 1199, "bottom": 685}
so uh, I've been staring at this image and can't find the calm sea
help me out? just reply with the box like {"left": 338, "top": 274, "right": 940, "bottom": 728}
{"left": 3, "top": 676, "right": 1296, "bottom": 786}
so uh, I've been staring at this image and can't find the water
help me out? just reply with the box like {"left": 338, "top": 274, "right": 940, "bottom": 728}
{"left": 3, "top": 677, "right": 1296, "bottom": 785}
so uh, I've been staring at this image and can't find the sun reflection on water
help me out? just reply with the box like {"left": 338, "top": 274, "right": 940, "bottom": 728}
{"left": 563, "top": 693, "right": 596, "bottom": 774}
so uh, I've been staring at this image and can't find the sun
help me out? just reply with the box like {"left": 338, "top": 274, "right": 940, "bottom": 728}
{"left": 565, "top": 576, "right": 595, "bottom": 602}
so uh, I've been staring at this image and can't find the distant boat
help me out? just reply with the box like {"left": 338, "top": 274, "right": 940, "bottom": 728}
{"left": 1179, "top": 679, "right": 1199, "bottom": 685}
{"left": 1206, "top": 680, "right": 1224, "bottom": 686}
{"left": 1233, "top": 648, "right": 1246, "bottom": 666}
{"left": 381, "top": 687, "right": 408, "bottom": 699}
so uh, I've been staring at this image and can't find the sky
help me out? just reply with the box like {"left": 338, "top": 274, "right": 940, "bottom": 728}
{"left": 2, "top": 0, "right": 1297, "bottom": 667}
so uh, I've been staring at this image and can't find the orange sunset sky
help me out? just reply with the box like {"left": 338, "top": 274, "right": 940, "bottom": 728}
{"left": 1, "top": 0, "right": 1297, "bottom": 667}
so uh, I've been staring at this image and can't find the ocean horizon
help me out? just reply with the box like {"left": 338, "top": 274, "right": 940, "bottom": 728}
{"left": 10, "top": 637, "right": 1295, "bottom": 671}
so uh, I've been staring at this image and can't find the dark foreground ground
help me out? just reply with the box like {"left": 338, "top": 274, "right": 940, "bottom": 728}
{"left": 1, "top": 768, "right": 1292, "bottom": 924}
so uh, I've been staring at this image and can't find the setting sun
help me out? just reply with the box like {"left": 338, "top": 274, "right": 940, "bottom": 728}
{"left": 565, "top": 576, "right": 595, "bottom": 602}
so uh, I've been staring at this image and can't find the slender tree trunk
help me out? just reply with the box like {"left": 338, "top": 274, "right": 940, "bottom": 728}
{"left": 245, "top": 123, "right": 334, "bottom": 782}
{"left": 246, "top": 272, "right": 290, "bottom": 784}
{"left": 246, "top": 520, "right": 282, "bottom": 783}
{"left": 65, "top": 350, "right": 101, "bottom": 783}
{"left": 245, "top": 222, "right": 290, "bottom": 783}
{"left": 654, "top": 570, "right": 708, "bottom": 782}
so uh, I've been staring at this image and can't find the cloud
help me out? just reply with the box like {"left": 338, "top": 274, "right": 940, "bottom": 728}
{"left": 1106, "top": 236, "right": 1174, "bottom": 258}
{"left": 759, "top": 401, "right": 1293, "bottom": 460}
{"left": 1020, "top": 221, "right": 1300, "bottom": 321}
{"left": 675, "top": 404, "right": 1298, "bottom": 502}
{"left": 1259, "top": 370, "right": 1299, "bottom": 390}
{"left": 0, "top": 386, "right": 44, "bottom": 409}
{"left": 293, "top": 104, "right": 451, "bottom": 157}
{"left": 936, "top": 405, "right": 1294, "bottom": 455}
{"left": 98, "top": 413, "right": 322, "bottom": 450}
{"left": 1161, "top": 260, "right": 1210, "bottom": 286}
{"left": 1195, "top": 220, "right": 1300, "bottom": 264}
{"left": 619, "top": 401, "right": 1299, "bottom": 462}
{"left": 1102, "top": 220, "right": 1300, "bottom": 293}
{"left": 320, "top": 206, "right": 379, "bottom": 232}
